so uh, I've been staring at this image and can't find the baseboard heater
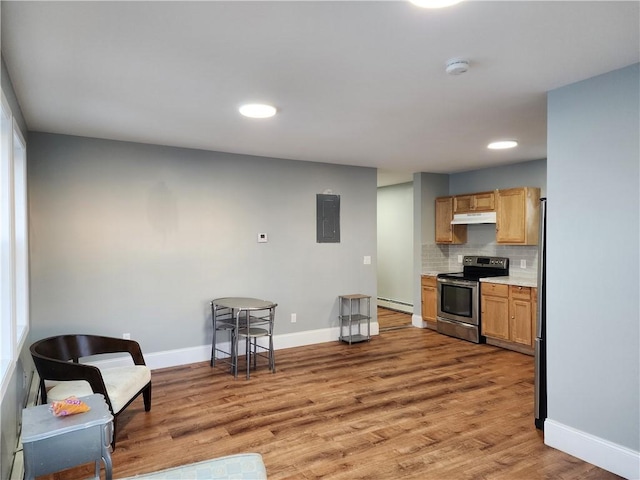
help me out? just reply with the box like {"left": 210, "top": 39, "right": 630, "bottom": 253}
{"left": 377, "top": 297, "right": 413, "bottom": 314}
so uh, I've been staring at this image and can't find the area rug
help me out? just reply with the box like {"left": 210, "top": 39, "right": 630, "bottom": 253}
{"left": 120, "top": 453, "right": 267, "bottom": 479}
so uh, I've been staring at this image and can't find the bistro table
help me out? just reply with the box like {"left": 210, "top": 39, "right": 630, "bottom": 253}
{"left": 210, "top": 297, "right": 277, "bottom": 378}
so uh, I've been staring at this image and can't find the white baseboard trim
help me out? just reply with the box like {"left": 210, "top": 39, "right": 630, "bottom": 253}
{"left": 377, "top": 298, "right": 413, "bottom": 314}
{"left": 544, "top": 418, "right": 640, "bottom": 480}
{"left": 89, "top": 325, "right": 380, "bottom": 371}
{"left": 412, "top": 314, "right": 425, "bottom": 328}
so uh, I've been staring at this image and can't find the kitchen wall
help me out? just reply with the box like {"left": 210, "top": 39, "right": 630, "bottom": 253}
{"left": 27, "top": 133, "right": 377, "bottom": 355}
{"left": 545, "top": 63, "right": 639, "bottom": 478}
{"left": 420, "top": 159, "right": 547, "bottom": 275}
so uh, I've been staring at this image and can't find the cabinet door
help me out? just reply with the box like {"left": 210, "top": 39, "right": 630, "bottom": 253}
{"left": 510, "top": 297, "right": 533, "bottom": 347}
{"left": 496, "top": 188, "right": 527, "bottom": 243}
{"left": 473, "top": 192, "right": 495, "bottom": 212}
{"left": 435, "top": 197, "right": 467, "bottom": 244}
{"left": 496, "top": 187, "right": 540, "bottom": 245}
{"left": 481, "top": 294, "right": 509, "bottom": 340}
{"left": 421, "top": 276, "right": 437, "bottom": 323}
{"left": 422, "top": 285, "right": 437, "bottom": 323}
{"left": 453, "top": 195, "right": 473, "bottom": 213}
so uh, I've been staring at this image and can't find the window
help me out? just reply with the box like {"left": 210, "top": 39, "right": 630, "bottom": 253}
{"left": 13, "top": 125, "right": 28, "bottom": 345}
{"left": 0, "top": 90, "right": 29, "bottom": 396}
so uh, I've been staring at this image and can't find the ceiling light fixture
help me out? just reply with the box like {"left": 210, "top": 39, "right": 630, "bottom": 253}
{"left": 409, "top": 0, "right": 463, "bottom": 8}
{"left": 488, "top": 140, "right": 518, "bottom": 150}
{"left": 239, "top": 103, "right": 277, "bottom": 119}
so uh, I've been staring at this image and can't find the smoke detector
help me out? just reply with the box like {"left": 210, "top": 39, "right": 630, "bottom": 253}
{"left": 446, "top": 58, "right": 469, "bottom": 75}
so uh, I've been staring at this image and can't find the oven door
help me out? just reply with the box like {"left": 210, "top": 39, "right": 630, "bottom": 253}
{"left": 437, "top": 277, "right": 479, "bottom": 325}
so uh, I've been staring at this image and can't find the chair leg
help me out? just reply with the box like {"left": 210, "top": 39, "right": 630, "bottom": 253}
{"left": 111, "top": 415, "right": 118, "bottom": 450}
{"left": 246, "top": 334, "right": 251, "bottom": 380}
{"left": 143, "top": 383, "right": 152, "bottom": 412}
{"left": 269, "top": 334, "right": 275, "bottom": 373}
{"left": 253, "top": 338, "right": 258, "bottom": 369}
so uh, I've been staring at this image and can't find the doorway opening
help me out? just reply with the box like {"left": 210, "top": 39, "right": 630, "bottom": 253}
{"left": 378, "top": 307, "right": 412, "bottom": 332}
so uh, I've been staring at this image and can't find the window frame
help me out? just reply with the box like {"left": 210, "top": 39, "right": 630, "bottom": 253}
{"left": 0, "top": 88, "right": 30, "bottom": 398}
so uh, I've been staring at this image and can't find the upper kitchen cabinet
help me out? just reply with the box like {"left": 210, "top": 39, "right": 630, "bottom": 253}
{"left": 435, "top": 196, "right": 467, "bottom": 244}
{"left": 453, "top": 191, "right": 495, "bottom": 214}
{"left": 495, "top": 187, "right": 541, "bottom": 245}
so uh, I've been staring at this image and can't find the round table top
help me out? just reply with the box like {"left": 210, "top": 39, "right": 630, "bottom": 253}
{"left": 212, "top": 297, "right": 277, "bottom": 310}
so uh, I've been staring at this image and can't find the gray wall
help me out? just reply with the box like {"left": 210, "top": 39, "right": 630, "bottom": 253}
{"left": 377, "top": 182, "right": 413, "bottom": 306}
{"left": 27, "top": 133, "right": 377, "bottom": 353}
{"left": 450, "top": 159, "right": 547, "bottom": 197}
{"left": 413, "top": 172, "right": 449, "bottom": 315}
{"left": 547, "top": 63, "right": 639, "bottom": 451}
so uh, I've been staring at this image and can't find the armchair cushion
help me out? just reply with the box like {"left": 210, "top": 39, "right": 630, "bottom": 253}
{"left": 46, "top": 365, "right": 151, "bottom": 414}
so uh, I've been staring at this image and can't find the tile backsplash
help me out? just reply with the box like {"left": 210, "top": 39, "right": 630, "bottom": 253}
{"left": 422, "top": 243, "right": 538, "bottom": 276}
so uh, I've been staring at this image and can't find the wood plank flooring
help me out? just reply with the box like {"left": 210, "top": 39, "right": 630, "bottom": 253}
{"left": 377, "top": 306, "right": 413, "bottom": 330}
{"left": 39, "top": 310, "right": 619, "bottom": 479}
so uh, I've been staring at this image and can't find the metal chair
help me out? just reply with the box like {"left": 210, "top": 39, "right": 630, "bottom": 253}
{"left": 238, "top": 307, "right": 276, "bottom": 379}
{"left": 211, "top": 302, "right": 243, "bottom": 376}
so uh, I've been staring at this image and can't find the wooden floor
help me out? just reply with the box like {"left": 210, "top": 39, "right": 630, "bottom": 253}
{"left": 377, "top": 306, "right": 413, "bottom": 330}
{"left": 41, "top": 309, "right": 619, "bottom": 480}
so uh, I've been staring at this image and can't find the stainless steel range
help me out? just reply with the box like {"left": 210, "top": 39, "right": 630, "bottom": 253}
{"left": 437, "top": 256, "right": 509, "bottom": 343}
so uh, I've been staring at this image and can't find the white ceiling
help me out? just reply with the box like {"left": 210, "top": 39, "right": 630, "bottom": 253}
{"left": 2, "top": 1, "right": 639, "bottom": 186}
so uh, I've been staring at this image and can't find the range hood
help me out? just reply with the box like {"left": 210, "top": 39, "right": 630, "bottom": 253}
{"left": 451, "top": 211, "right": 497, "bottom": 225}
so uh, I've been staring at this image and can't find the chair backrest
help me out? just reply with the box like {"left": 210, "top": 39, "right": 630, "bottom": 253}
{"left": 31, "top": 334, "right": 133, "bottom": 362}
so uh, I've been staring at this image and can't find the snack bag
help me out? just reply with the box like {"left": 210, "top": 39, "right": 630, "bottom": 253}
{"left": 50, "top": 396, "right": 91, "bottom": 417}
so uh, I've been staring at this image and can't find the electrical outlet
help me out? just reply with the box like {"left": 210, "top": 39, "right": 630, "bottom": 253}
{"left": 291, "top": 313, "right": 297, "bottom": 323}
{"left": 520, "top": 259, "right": 526, "bottom": 269}
{"left": 458, "top": 255, "right": 463, "bottom": 263}
{"left": 123, "top": 333, "right": 131, "bottom": 340}
{"left": 363, "top": 256, "right": 371, "bottom": 265}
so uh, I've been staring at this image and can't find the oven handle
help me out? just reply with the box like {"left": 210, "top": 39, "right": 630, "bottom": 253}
{"left": 437, "top": 277, "right": 478, "bottom": 288}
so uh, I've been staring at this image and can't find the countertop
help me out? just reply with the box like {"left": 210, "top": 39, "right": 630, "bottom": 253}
{"left": 422, "top": 269, "right": 459, "bottom": 277}
{"left": 422, "top": 270, "right": 537, "bottom": 288}
{"left": 480, "top": 274, "right": 537, "bottom": 288}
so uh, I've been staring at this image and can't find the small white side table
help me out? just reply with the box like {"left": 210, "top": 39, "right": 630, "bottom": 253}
{"left": 22, "top": 393, "right": 113, "bottom": 480}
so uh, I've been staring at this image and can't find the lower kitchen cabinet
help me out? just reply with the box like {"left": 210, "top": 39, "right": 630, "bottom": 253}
{"left": 481, "top": 282, "right": 536, "bottom": 355}
{"left": 421, "top": 275, "right": 437, "bottom": 329}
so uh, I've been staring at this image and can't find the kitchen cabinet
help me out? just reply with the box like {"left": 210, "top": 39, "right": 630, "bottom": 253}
{"left": 421, "top": 275, "right": 437, "bottom": 329}
{"left": 495, "top": 187, "right": 540, "bottom": 245}
{"left": 481, "top": 282, "right": 536, "bottom": 355}
{"left": 509, "top": 286, "right": 534, "bottom": 347}
{"left": 435, "top": 196, "right": 467, "bottom": 244}
{"left": 481, "top": 283, "right": 510, "bottom": 340}
{"left": 454, "top": 191, "right": 495, "bottom": 213}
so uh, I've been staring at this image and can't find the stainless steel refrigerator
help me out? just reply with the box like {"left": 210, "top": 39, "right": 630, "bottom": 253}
{"left": 534, "top": 197, "right": 547, "bottom": 430}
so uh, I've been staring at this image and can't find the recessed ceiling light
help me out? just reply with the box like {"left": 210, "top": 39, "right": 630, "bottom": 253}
{"left": 409, "top": 0, "right": 463, "bottom": 8}
{"left": 239, "top": 103, "right": 277, "bottom": 119}
{"left": 488, "top": 140, "right": 518, "bottom": 150}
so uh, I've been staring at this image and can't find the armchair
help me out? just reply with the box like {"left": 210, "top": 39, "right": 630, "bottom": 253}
{"left": 29, "top": 334, "right": 152, "bottom": 448}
